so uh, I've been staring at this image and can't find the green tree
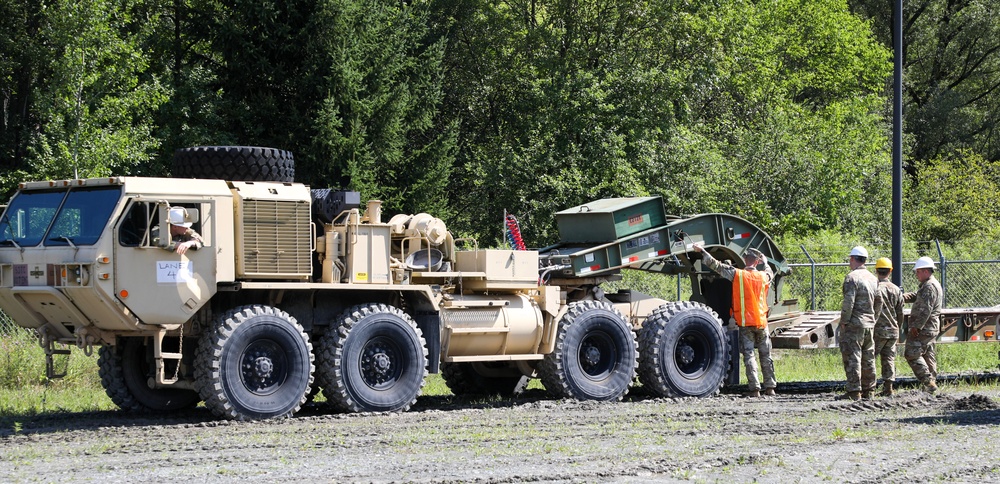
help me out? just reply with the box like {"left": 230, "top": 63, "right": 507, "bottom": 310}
{"left": 304, "top": 0, "right": 456, "bottom": 216}
{"left": 904, "top": 151, "right": 1000, "bottom": 241}
{"left": 683, "top": 0, "right": 891, "bottom": 239}
{"left": 435, "top": 0, "right": 706, "bottom": 245}
{"left": 1, "top": 0, "right": 168, "bottom": 196}
{"left": 188, "top": 0, "right": 456, "bottom": 216}
{"left": 436, "top": 0, "right": 892, "bottom": 246}
{"left": 30, "top": 0, "right": 166, "bottom": 177}
{"left": 144, "top": 0, "right": 230, "bottom": 163}
{"left": 851, "top": 0, "right": 1000, "bottom": 168}
{"left": 0, "top": 0, "right": 43, "bottom": 176}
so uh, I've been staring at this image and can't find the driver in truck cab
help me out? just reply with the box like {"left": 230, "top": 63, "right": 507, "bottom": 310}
{"left": 154, "top": 206, "right": 204, "bottom": 255}
{"left": 693, "top": 242, "right": 776, "bottom": 398}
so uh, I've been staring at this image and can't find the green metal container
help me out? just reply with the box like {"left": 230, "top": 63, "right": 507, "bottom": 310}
{"left": 556, "top": 196, "right": 667, "bottom": 243}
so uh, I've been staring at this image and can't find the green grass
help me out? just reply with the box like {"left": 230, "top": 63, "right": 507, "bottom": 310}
{"left": 2, "top": 326, "right": 998, "bottom": 418}
{"left": 0, "top": 326, "right": 107, "bottom": 416}
{"left": 766, "top": 341, "right": 1000, "bottom": 384}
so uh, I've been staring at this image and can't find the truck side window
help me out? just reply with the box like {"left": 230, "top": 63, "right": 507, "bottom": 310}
{"left": 117, "top": 201, "right": 207, "bottom": 248}
{"left": 118, "top": 201, "right": 156, "bottom": 247}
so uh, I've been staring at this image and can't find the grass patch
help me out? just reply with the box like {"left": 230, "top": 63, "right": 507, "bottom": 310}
{"left": 423, "top": 373, "right": 450, "bottom": 396}
{"left": 725, "top": 341, "right": 1000, "bottom": 385}
{"left": 0, "top": 325, "right": 108, "bottom": 416}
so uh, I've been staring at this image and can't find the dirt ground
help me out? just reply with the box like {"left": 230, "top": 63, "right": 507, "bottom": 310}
{"left": 2, "top": 385, "right": 1000, "bottom": 483}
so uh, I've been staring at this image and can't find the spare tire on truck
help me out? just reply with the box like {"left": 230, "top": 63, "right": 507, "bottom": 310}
{"left": 172, "top": 146, "right": 295, "bottom": 182}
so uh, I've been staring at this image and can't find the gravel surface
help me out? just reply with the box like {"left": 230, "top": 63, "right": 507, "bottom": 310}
{"left": 2, "top": 386, "right": 1000, "bottom": 483}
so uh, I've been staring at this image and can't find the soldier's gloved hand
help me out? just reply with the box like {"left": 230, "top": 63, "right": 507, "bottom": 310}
{"left": 908, "top": 327, "right": 919, "bottom": 339}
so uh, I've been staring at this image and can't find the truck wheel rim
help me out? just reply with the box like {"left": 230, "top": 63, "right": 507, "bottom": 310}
{"left": 579, "top": 331, "right": 617, "bottom": 381}
{"left": 240, "top": 340, "right": 287, "bottom": 395}
{"left": 675, "top": 330, "right": 711, "bottom": 379}
{"left": 361, "top": 335, "right": 403, "bottom": 389}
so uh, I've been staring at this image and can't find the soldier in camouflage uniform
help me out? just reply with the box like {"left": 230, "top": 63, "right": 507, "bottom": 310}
{"left": 694, "top": 243, "right": 776, "bottom": 398}
{"left": 904, "top": 257, "right": 942, "bottom": 393}
{"left": 838, "top": 246, "right": 882, "bottom": 401}
{"left": 152, "top": 207, "right": 204, "bottom": 255}
{"left": 874, "top": 258, "right": 904, "bottom": 397}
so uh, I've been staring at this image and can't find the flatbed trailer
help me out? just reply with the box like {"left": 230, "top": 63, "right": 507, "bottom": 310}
{"left": 769, "top": 306, "right": 1000, "bottom": 349}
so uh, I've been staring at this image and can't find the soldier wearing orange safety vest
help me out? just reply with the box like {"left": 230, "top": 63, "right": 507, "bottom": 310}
{"left": 694, "top": 242, "right": 775, "bottom": 398}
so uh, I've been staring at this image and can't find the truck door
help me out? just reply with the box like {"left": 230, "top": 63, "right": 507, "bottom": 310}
{"left": 114, "top": 199, "right": 218, "bottom": 326}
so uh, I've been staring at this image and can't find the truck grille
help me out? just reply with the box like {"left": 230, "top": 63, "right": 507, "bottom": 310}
{"left": 239, "top": 199, "right": 312, "bottom": 279}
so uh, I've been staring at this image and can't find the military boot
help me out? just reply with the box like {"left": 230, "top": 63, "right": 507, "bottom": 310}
{"left": 923, "top": 379, "right": 938, "bottom": 394}
{"left": 743, "top": 389, "right": 761, "bottom": 398}
{"left": 763, "top": 388, "right": 776, "bottom": 396}
{"left": 836, "top": 391, "right": 861, "bottom": 401}
{"left": 880, "top": 380, "right": 894, "bottom": 397}
{"left": 861, "top": 389, "right": 873, "bottom": 400}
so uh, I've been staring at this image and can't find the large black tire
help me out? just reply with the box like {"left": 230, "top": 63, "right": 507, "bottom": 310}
{"left": 538, "top": 300, "right": 637, "bottom": 401}
{"left": 97, "top": 337, "right": 200, "bottom": 412}
{"left": 194, "top": 305, "right": 314, "bottom": 420}
{"left": 441, "top": 362, "right": 524, "bottom": 397}
{"left": 637, "top": 301, "right": 729, "bottom": 398}
{"left": 172, "top": 146, "right": 295, "bottom": 182}
{"left": 316, "top": 303, "right": 428, "bottom": 413}
{"left": 311, "top": 188, "right": 339, "bottom": 224}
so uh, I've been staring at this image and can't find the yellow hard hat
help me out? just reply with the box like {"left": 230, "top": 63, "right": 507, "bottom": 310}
{"left": 875, "top": 257, "right": 892, "bottom": 270}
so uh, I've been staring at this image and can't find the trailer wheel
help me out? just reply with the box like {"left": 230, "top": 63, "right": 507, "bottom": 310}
{"left": 98, "top": 337, "right": 200, "bottom": 412}
{"left": 172, "top": 146, "right": 295, "bottom": 182}
{"left": 316, "top": 303, "right": 428, "bottom": 413}
{"left": 194, "top": 305, "right": 314, "bottom": 420}
{"left": 538, "top": 300, "right": 637, "bottom": 401}
{"left": 638, "top": 301, "right": 729, "bottom": 398}
{"left": 441, "top": 362, "right": 524, "bottom": 397}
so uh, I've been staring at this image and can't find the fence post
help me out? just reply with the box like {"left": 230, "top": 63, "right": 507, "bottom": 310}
{"left": 800, "top": 245, "right": 816, "bottom": 311}
{"left": 935, "top": 239, "right": 947, "bottom": 308}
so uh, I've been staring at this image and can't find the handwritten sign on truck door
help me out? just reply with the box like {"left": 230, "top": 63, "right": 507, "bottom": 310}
{"left": 157, "top": 261, "right": 193, "bottom": 284}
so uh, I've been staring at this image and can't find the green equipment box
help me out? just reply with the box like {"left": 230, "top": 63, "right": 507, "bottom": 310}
{"left": 555, "top": 196, "right": 667, "bottom": 244}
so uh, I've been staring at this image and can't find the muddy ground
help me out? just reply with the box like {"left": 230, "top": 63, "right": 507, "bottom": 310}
{"left": 2, "top": 385, "right": 1000, "bottom": 483}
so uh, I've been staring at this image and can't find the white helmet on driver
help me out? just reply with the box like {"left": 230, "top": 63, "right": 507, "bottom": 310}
{"left": 168, "top": 207, "right": 192, "bottom": 228}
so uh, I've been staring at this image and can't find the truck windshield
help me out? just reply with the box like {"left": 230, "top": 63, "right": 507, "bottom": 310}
{"left": 0, "top": 186, "right": 122, "bottom": 247}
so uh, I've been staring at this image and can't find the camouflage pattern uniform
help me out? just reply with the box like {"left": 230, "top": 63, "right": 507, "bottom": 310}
{"left": 701, "top": 251, "right": 776, "bottom": 393}
{"left": 874, "top": 278, "right": 904, "bottom": 383}
{"left": 904, "top": 275, "right": 942, "bottom": 385}
{"left": 152, "top": 226, "right": 204, "bottom": 251}
{"left": 840, "top": 268, "right": 881, "bottom": 393}
{"left": 173, "top": 228, "right": 204, "bottom": 250}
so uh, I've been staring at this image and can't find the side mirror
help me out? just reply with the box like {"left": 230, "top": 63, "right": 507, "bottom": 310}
{"left": 186, "top": 208, "right": 199, "bottom": 225}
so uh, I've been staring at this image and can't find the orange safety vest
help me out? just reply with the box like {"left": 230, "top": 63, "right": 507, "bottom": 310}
{"left": 732, "top": 270, "right": 769, "bottom": 328}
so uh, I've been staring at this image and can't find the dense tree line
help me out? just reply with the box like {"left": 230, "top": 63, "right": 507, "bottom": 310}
{"left": 1, "top": 0, "right": 997, "bottom": 248}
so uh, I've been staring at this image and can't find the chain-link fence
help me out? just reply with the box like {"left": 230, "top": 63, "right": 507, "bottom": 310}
{"left": 783, "top": 244, "right": 1000, "bottom": 311}
{"left": 783, "top": 259, "right": 1000, "bottom": 311}
{"left": 0, "top": 311, "right": 29, "bottom": 337}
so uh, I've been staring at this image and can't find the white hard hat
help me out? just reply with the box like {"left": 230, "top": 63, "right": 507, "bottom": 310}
{"left": 849, "top": 246, "right": 868, "bottom": 258}
{"left": 914, "top": 256, "right": 935, "bottom": 270}
{"left": 168, "top": 207, "right": 192, "bottom": 228}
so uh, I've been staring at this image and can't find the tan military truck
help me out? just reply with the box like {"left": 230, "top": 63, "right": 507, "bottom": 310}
{"left": 0, "top": 146, "right": 790, "bottom": 420}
